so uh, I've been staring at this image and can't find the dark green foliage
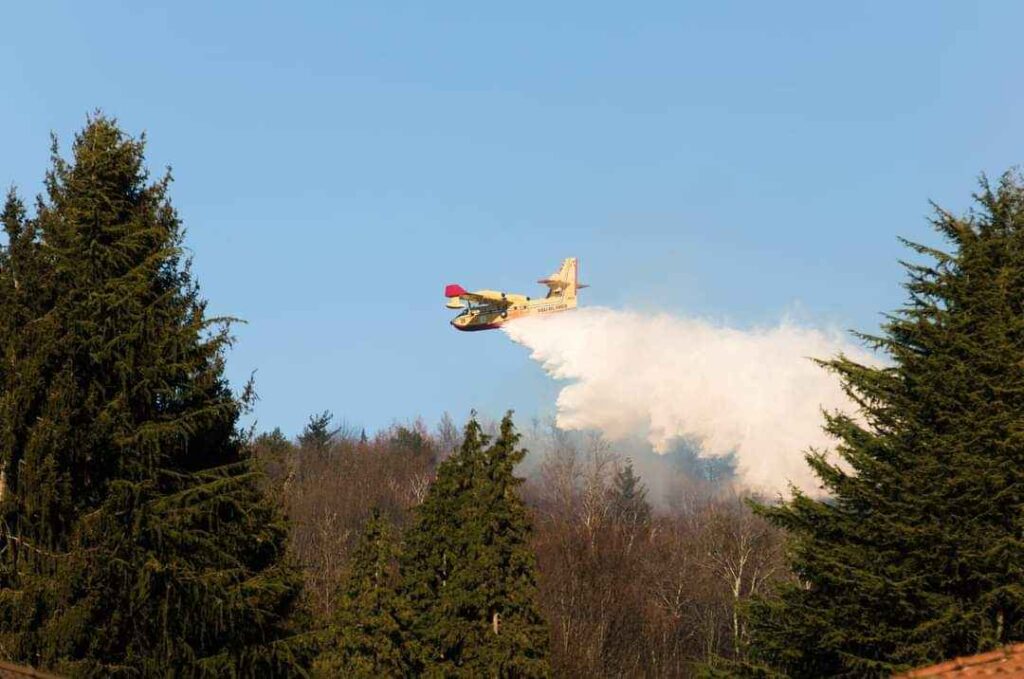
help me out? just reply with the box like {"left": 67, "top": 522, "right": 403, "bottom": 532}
{"left": 610, "top": 458, "right": 651, "bottom": 528}
{"left": 749, "top": 172, "right": 1024, "bottom": 677}
{"left": 0, "top": 115, "right": 308, "bottom": 676}
{"left": 298, "top": 411, "right": 339, "bottom": 455}
{"left": 253, "top": 427, "right": 296, "bottom": 492}
{"left": 315, "top": 510, "right": 407, "bottom": 678}
{"left": 255, "top": 427, "right": 294, "bottom": 459}
{"left": 401, "top": 413, "right": 550, "bottom": 678}
{"left": 389, "top": 425, "right": 432, "bottom": 459}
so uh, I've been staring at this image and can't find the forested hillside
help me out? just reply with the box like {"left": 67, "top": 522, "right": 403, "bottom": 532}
{"left": 255, "top": 413, "right": 785, "bottom": 677}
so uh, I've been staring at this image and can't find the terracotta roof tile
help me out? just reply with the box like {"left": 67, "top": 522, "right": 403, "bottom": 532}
{"left": 0, "top": 660, "right": 63, "bottom": 678}
{"left": 898, "top": 643, "right": 1024, "bottom": 677}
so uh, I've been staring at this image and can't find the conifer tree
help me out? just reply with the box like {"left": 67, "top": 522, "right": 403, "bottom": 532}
{"left": 0, "top": 115, "right": 308, "bottom": 676}
{"left": 0, "top": 190, "right": 27, "bottom": 426}
{"left": 749, "top": 172, "right": 1024, "bottom": 677}
{"left": 401, "top": 413, "right": 550, "bottom": 677}
{"left": 315, "top": 510, "right": 406, "bottom": 678}
{"left": 610, "top": 459, "right": 651, "bottom": 528}
{"left": 298, "top": 410, "right": 339, "bottom": 455}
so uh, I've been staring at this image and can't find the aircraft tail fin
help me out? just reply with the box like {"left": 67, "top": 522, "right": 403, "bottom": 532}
{"left": 539, "top": 257, "right": 588, "bottom": 299}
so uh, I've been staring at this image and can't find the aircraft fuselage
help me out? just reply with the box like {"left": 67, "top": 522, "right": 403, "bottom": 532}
{"left": 450, "top": 296, "right": 576, "bottom": 331}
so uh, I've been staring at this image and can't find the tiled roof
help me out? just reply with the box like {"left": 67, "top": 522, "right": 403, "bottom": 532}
{"left": 0, "top": 662, "right": 60, "bottom": 679}
{"left": 0, "top": 660, "right": 62, "bottom": 678}
{"left": 898, "top": 643, "right": 1024, "bottom": 677}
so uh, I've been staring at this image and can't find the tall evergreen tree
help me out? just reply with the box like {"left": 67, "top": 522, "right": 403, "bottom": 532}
{"left": 315, "top": 510, "right": 407, "bottom": 678}
{"left": 0, "top": 115, "right": 308, "bottom": 676}
{"left": 401, "top": 413, "right": 550, "bottom": 677}
{"left": 610, "top": 459, "right": 651, "bottom": 528}
{"left": 298, "top": 410, "right": 339, "bottom": 455}
{"left": 748, "top": 172, "right": 1024, "bottom": 677}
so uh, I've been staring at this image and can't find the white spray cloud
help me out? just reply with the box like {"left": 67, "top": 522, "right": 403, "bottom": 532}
{"left": 503, "top": 307, "right": 877, "bottom": 495}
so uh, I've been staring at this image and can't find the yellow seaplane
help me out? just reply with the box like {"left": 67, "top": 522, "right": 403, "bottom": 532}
{"left": 445, "top": 257, "right": 587, "bottom": 331}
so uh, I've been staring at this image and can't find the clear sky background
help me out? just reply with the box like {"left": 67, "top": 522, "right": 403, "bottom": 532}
{"left": 3, "top": 2, "right": 1023, "bottom": 437}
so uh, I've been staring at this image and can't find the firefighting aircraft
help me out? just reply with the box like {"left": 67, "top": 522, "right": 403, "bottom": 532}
{"left": 445, "top": 257, "right": 587, "bottom": 331}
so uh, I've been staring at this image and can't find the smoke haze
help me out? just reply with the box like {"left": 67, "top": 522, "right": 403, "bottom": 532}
{"left": 504, "top": 307, "right": 876, "bottom": 495}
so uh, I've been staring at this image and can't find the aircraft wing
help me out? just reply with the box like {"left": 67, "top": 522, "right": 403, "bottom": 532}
{"left": 444, "top": 284, "right": 511, "bottom": 306}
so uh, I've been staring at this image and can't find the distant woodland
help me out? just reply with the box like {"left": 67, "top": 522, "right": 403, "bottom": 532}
{"left": 3, "top": 117, "right": 1024, "bottom": 677}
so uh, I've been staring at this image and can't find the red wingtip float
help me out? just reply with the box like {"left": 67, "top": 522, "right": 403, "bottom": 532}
{"left": 444, "top": 257, "right": 586, "bottom": 331}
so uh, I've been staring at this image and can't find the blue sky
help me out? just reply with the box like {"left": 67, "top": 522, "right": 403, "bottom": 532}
{"left": 3, "top": 2, "right": 1023, "bottom": 436}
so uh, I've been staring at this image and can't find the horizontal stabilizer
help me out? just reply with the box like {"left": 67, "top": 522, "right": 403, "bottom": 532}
{"left": 538, "top": 278, "right": 589, "bottom": 288}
